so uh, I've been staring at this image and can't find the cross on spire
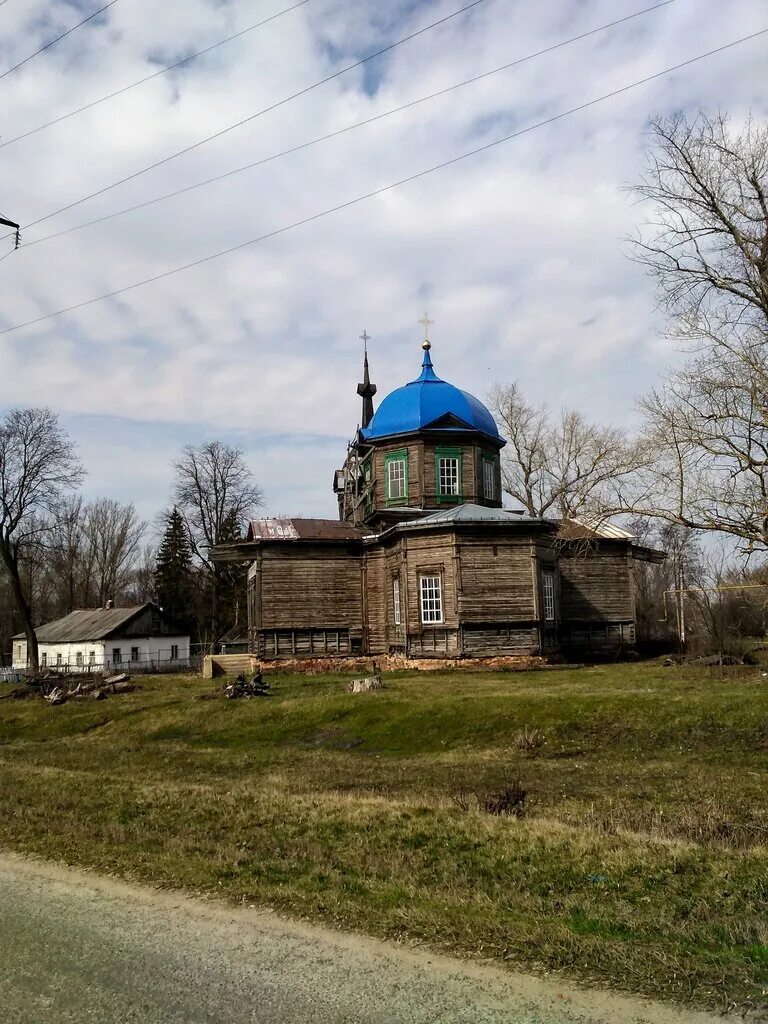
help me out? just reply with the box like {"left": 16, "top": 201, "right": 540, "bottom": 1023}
{"left": 418, "top": 310, "right": 434, "bottom": 350}
{"left": 357, "top": 328, "right": 376, "bottom": 429}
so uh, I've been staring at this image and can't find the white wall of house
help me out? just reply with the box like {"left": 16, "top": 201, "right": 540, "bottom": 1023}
{"left": 12, "top": 636, "right": 190, "bottom": 671}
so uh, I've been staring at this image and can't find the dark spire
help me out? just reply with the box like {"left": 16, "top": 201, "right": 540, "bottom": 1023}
{"left": 357, "top": 329, "right": 377, "bottom": 428}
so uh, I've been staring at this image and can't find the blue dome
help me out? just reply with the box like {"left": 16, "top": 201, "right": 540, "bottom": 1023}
{"left": 360, "top": 348, "right": 504, "bottom": 444}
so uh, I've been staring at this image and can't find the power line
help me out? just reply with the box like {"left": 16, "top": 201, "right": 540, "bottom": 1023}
{"left": 0, "top": 0, "right": 316, "bottom": 151}
{"left": 20, "top": 0, "right": 491, "bottom": 232}
{"left": 0, "top": 0, "right": 119, "bottom": 82}
{"left": 18, "top": 1, "right": 677, "bottom": 250}
{"left": 1, "top": 27, "right": 765, "bottom": 337}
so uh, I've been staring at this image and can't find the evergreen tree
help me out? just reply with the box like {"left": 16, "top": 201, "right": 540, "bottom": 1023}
{"left": 153, "top": 507, "right": 194, "bottom": 631}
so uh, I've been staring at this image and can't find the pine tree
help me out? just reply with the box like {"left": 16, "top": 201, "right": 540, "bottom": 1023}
{"left": 153, "top": 507, "right": 194, "bottom": 632}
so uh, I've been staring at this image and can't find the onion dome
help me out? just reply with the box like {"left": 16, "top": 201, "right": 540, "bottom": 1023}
{"left": 360, "top": 342, "right": 504, "bottom": 445}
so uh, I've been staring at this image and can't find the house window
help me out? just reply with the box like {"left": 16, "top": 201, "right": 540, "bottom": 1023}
{"left": 76, "top": 651, "right": 83, "bottom": 667}
{"left": 170, "top": 644, "right": 179, "bottom": 661}
{"left": 385, "top": 450, "right": 408, "bottom": 503}
{"left": 89, "top": 651, "right": 96, "bottom": 665}
{"left": 112, "top": 648, "right": 122, "bottom": 665}
{"left": 393, "top": 577, "right": 401, "bottom": 628}
{"left": 41, "top": 652, "right": 47, "bottom": 668}
{"left": 542, "top": 571, "right": 556, "bottom": 622}
{"left": 420, "top": 575, "right": 443, "bottom": 624}
{"left": 130, "top": 647, "right": 139, "bottom": 662}
{"left": 436, "top": 447, "right": 462, "bottom": 502}
{"left": 483, "top": 455, "right": 497, "bottom": 501}
{"left": 56, "top": 652, "right": 62, "bottom": 667}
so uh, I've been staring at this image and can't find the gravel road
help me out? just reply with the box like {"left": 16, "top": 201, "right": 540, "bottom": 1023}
{"left": 0, "top": 852, "right": 722, "bottom": 1024}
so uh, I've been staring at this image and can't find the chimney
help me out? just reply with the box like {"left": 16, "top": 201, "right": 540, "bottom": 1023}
{"left": 105, "top": 599, "right": 114, "bottom": 610}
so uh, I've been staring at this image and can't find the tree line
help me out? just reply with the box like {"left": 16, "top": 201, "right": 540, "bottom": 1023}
{"left": 0, "top": 434, "right": 263, "bottom": 671}
{"left": 2, "top": 110, "right": 767, "bottom": 665}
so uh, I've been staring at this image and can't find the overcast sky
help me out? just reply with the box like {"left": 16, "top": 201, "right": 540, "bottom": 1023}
{"left": 1, "top": 0, "right": 766, "bottom": 527}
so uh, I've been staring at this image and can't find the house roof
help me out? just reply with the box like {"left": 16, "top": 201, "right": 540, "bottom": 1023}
{"left": 13, "top": 604, "right": 157, "bottom": 643}
{"left": 359, "top": 347, "right": 504, "bottom": 445}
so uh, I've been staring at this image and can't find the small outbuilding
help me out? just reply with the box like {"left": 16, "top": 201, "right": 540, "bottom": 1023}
{"left": 11, "top": 602, "right": 190, "bottom": 673}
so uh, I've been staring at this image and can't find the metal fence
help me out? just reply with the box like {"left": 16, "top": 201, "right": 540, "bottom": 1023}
{"left": 3, "top": 653, "right": 203, "bottom": 677}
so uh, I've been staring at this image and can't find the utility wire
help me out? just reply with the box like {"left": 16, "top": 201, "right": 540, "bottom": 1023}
{"left": 0, "top": 0, "right": 316, "bottom": 150}
{"left": 20, "top": 0, "right": 491, "bottom": 232}
{"left": 1, "top": 28, "right": 765, "bottom": 337}
{"left": 0, "top": 0, "right": 119, "bottom": 82}
{"left": 18, "top": 1, "right": 677, "bottom": 250}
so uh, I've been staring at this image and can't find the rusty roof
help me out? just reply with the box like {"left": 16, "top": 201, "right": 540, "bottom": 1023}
{"left": 247, "top": 518, "right": 369, "bottom": 542}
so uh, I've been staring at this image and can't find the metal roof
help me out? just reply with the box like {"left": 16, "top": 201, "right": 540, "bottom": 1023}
{"left": 360, "top": 348, "right": 504, "bottom": 445}
{"left": 370, "top": 504, "right": 549, "bottom": 540}
{"left": 565, "top": 518, "right": 636, "bottom": 540}
{"left": 13, "top": 604, "right": 155, "bottom": 643}
{"left": 247, "top": 518, "right": 368, "bottom": 542}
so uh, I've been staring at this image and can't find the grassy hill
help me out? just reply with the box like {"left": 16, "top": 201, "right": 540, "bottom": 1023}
{"left": 0, "top": 662, "right": 766, "bottom": 1012}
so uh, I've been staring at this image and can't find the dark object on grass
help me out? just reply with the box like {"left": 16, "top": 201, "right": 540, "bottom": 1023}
{"left": 480, "top": 780, "right": 528, "bottom": 818}
{"left": 224, "top": 671, "right": 271, "bottom": 699}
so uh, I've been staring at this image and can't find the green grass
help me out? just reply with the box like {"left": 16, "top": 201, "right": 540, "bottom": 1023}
{"left": 0, "top": 662, "right": 766, "bottom": 1013}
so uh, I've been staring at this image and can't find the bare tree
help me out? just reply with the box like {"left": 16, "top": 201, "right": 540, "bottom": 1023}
{"left": 0, "top": 409, "right": 83, "bottom": 672}
{"left": 489, "top": 382, "right": 639, "bottom": 520}
{"left": 625, "top": 111, "right": 768, "bottom": 550}
{"left": 85, "top": 498, "right": 146, "bottom": 605}
{"left": 172, "top": 441, "right": 263, "bottom": 641}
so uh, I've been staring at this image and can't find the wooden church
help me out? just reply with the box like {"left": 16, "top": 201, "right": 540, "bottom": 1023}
{"left": 214, "top": 329, "right": 662, "bottom": 660}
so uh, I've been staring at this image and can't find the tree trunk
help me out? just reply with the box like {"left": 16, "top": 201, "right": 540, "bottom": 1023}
{"left": 0, "top": 545, "right": 38, "bottom": 673}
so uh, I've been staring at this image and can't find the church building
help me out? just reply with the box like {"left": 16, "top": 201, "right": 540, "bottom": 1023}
{"left": 214, "top": 328, "right": 662, "bottom": 661}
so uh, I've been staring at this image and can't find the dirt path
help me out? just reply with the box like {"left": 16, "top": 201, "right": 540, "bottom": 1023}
{"left": 0, "top": 852, "right": 725, "bottom": 1024}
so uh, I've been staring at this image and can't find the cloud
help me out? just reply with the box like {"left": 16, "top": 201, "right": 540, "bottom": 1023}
{"left": 0, "top": 0, "right": 766, "bottom": 519}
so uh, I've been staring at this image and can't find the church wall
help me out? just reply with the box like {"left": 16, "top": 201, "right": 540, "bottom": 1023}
{"left": 252, "top": 543, "right": 364, "bottom": 657}
{"left": 455, "top": 535, "right": 540, "bottom": 621}
{"left": 558, "top": 542, "right": 636, "bottom": 649}
{"left": 364, "top": 544, "right": 387, "bottom": 654}
{"left": 402, "top": 531, "right": 461, "bottom": 657}
{"left": 371, "top": 440, "right": 425, "bottom": 510}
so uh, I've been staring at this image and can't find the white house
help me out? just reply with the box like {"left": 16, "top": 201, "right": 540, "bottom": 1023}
{"left": 12, "top": 603, "right": 190, "bottom": 673}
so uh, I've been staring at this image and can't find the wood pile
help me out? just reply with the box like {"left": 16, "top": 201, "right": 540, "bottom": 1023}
{"left": 223, "top": 671, "right": 271, "bottom": 699}
{"left": 1, "top": 673, "right": 139, "bottom": 705}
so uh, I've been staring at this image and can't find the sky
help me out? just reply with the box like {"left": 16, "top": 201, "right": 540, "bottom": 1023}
{"left": 0, "top": 0, "right": 766, "bottom": 529}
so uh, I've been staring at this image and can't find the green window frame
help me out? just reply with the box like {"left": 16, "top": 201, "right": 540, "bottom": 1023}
{"left": 384, "top": 449, "right": 409, "bottom": 504}
{"left": 435, "top": 446, "right": 463, "bottom": 503}
{"left": 482, "top": 453, "right": 499, "bottom": 502}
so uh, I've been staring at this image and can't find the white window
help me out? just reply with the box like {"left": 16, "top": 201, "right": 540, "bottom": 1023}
{"left": 483, "top": 458, "right": 496, "bottom": 501}
{"left": 41, "top": 652, "right": 47, "bottom": 668}
{"left": 89, "top": 651, "right": 96, "bottom": 665}
{"left": 542, "top": 572, "right": 556, "bottom": 622}
{"left": 439, "top": 456, "right": 460, "bottom": 496}
{"left": 56, "top": 652, "right": 62, "bottom": 667}
{"left": 76, "top": 651, "right": 83, "bottom": 667}
{"left": 393, "top": 577, "right": 401, "bottom": 627}
{"left": 170, "top": 644, "right": 179, "bottom": 661}
{"left": 386, "top": 457, "right": 407, "bottom": 501}
{"left": 112, "top": 648, "right": 122, "bottom": 665}
{"left": 420, "top": 575, "right": 443, "bottom": 624}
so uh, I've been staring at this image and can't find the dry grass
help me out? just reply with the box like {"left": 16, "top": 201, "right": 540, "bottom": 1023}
{"left": 0, "top": 662, "right": 766, "bottom": 1013}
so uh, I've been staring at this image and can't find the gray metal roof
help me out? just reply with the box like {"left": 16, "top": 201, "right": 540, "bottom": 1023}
{"left": 13, "top": 604, "right": 154, "bottom": 643}
{"left": 406, "top": 503, "right": 537, "bottom": 526}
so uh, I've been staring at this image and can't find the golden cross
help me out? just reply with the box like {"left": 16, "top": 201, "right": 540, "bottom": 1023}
{"left": 418, "top": 310, "right": 434, "bottom": 343}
